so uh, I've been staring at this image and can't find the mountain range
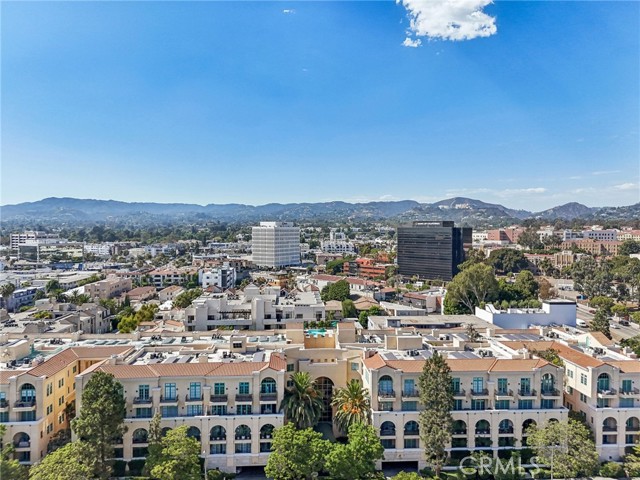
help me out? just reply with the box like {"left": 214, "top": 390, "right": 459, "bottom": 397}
{"left": 1, "top": 197, "right": 638, "bottom": 226}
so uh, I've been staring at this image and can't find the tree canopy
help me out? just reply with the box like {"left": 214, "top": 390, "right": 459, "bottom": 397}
{"left": 280, "top": 372, "right": 324, "bottom": 429}
{"left": 488, "top": 249, "right": 531, "bottom": 274}
{"left": 444, "top": 263, "right": 499, "bottom": 314}
{"left": 149, "top": 425, "right": 202, "bottom": 480}
{"left": 29, "top": 441, "right": 96, "bottom": 480}
{"left": 331, "top": 379, "right": 371, "bottom": 433}
{"left": 590, "top": 308, "right": 611, "bottom": 339}
{"left": 321, "top": 280, "right": 350, "bottom": 302}
{"left": 324, "top": 423, "right": 384, "bottom": 480}
{"left": 264, "top": 424, "right": 330, "bottom": 480}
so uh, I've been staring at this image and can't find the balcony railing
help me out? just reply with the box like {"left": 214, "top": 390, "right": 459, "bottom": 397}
{"left": 597, "top": 388, "right": 617, "bottom": 397}
{"left": 259, "top": 392, "right": 278, "bottom": 401}
{"left": 404, "top": 429, "right": 419, "bottom": 436}
{"left": 185, "top": 394, "right": 204, "bottom": 402}
{"left": 160, "top": 395, "right": 179, "bottom": 403}
{"left": 620, "top": 388, "right": 640, "bottom": 396}
{"left": 14, "top": 441, "right": 30, "bottom": 449}
{"left": 496, "top": 389, "right": 513, "bottom": 397}
{"left": 452, "top": 430, "right": 467, "bottom": 435}
{"left": 378, "top": 390, "right": 396, "bottom": 399}
{"left": 453, "top": 389, "right": 466, "bottom": 397}
{"left": 14, "top": 400, "right": 36, "bottom": 408}
{"left": 602, "top": 425, "right": 617, "bottom": 432}
{"left": 499, "top": 428, "right": 514, "bottom": 434}
{"left": 402, "top": 390, "right": 419, "bottom": 398}
{"left": 210, "top": 394, "right": 228, "bottom": 403}
{"left": 0, "top": 399, "right": 8, "bottom": 408}
{"left": 210, "top": 436, "right": 227, "bottom": 441}
{"left": 133, "top": 396, "right": 152, "bottom": 404}
{"left": 132, "top": 437, "right": 149, "bottom": 444}
{"left": 518, "top": 389, "right": 536, "bottom": 397}
{"left": 475, "top": 429, "right": 491, "bottom": 435}
{"left": 541, "top": 389, "right": 560, "bottom": 397}
{"left": 626, "top": 426, "right": 640, "bottom": 432}
{"left": 235, "top": 434, "right": 252, "bottom": 440}
{"left": 471, "top": 388, "right": 489, "bottom": 396}
{"left": 380, "top": 429, "right": 396, "bottom": 437}
{"left": 235, "top": 394, "right": 253, "bottom": 402}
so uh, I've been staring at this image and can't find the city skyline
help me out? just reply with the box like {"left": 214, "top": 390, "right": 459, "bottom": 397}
{"left": 2, "top": 1, "right": 639, "bottom": 210}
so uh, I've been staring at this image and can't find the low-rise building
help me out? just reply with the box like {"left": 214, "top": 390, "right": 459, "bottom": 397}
{"left": 84, "top": 276, "right": 132, "bottom": 301}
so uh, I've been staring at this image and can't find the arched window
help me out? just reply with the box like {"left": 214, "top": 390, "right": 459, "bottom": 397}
{"left": 261, "top": 378, "right": 277, "bottom": 394}
{"left": 475, "top": 420, "right": 490, "bottom": 434}
{"left": 603, "top": 417, "right": 617, "bottom": 432}
{"left": 378, "top": 375, "right": 394, "bottom": 395}
{"left": 13, "top": 433, "right": 30, "bottom": 448}
{"left": 235, "top": 425, "right": 251, "bottom": 440}
{"left": 161, "top": 427, "right": 172, "bottom": 437}
{"left": 132, "top": 428, "right": 148, "bottom": 444}
{"left": 380, "top": 421, "right": 396, "bottom": 436}
{"left": 541, "top": 373, "right": 555, "bottom": 393}
{"left": 597, "top": 373, "right": 611, "bottom": 392}
{"left": 210, "top": 425, "right": 226, "bottom": 440}
{"left": 452, "top": 420, "right": 467, "bottom": 435}
{"left": 404, "top": 421, "right": 419, "bottom": 435}
{"left": 499, "top": 419, "right": 514, "bottom": 434}
{"left": 187, "top": 426, "right": 201, "bottom": 441}
{"left": 19, "top": 384, "right": 36, "bottom": 403}
{"left": 260, "top": 424, "right": 275, "bottom": 439}
{"left": 626, "top": 417, "right": 640, "bottom": 431}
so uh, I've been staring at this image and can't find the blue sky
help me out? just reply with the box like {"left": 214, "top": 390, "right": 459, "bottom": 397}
{"left": 2, "top": 1, "right": 638, "bottom": 210}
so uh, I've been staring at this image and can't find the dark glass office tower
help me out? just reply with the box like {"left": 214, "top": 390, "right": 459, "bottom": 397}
{"left": 397, "top": 221, "right": 472, "bottom": 281}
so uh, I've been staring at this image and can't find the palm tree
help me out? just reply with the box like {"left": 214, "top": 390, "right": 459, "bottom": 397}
{"left": 331, "top": 379, "right": 371, "bottom": 433}
{"left": 0, "top": 283, "right": 16, "bottom": 309}
{"left": 280, "top": 372, "right": 323, "bottom": 429}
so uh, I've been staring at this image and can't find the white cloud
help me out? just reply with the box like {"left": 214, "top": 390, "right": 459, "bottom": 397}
{"left": 402, "top": 37, "right": 422, "bottom": 48}
{"left": 398, "top": 0, "right": 497, "bottom": 42}
{"left": 591, "top": 170, "right": 620, "bottom": 176}
{"left": 282, "top": 9, "right": 295, "bottom": 14}
{"left": 614, "top": 182, "right": 637, "bottom": 191}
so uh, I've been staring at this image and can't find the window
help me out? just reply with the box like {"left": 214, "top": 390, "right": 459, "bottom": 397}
{"left": 451, "top": 378, "right": 460, "bottom": 393}
{"left": 567, "top": 369, "right": 573, "bottom": 378}
{"left": 72, "top": 365, "right": 77, "bottom": 374}
{"left": 541, "top": 399, "right": 555, "bottom": 409}
{"left": 403, "top": 379, "right": 416, "bottom": 395}
{"left": 138, "top": 385, "right": 149, "bottom": 400}
{"left": 214, "top": 383, "right": 225, "bottom": 395}
{"left": 58, "top": 378, "right": 64, "bottom": 388}
{"left": 58, "top": 413, "right": 65, "bottom": 424}
{"left": 210, "top": 405, "right": 227, "bottom": 415}
{"left": 133, "top": 447, "right": 148, "bottom": 458}
{"left": 0, "top": 412, "right": 8, "bottom": 422}
{"left": 379, "top": 402, "right": 393, "bottom": 412}
{"left": 46, "top": 384, "right": 53, "bottom": 396}
{"left": 58, "top": 396, "right": 65, "bottom": 406}
{"left": 161, "top": 406, "right": 178, "bottom": 418}
{"left": 580, "top": 373, "right": 588, "bottom": 385}
{"left": 235, "top": 443, "right": 251, "bottom": 454}
{"left": 620, "top": 398, "right": 634, "bottom": 408}
{"left": 239, "top": 382, "right": 250, "bottom": 395}
{"left": 287, "top": 364, "right": 295, "bottom": 372}
{"left": 210, "top": 444, "right": 226, "bottom": 455}
{"left": 136, "top": 408, "right": 153, "bottom": 418}
{"left": 350, "top": 363, "right": 358, "bottom": 372}
{"left": 520, "top": 378, "right": 531, "bottom": 394}
{"left": 495, "top": 400, "right": 510, "bottom": 410}
{"left": 622, "top": 379, "right": 633, "bottom": 393}
{"left": 597, "top": 398, "right": 610, "bottom": 408}
{"left": 163, "top": 383, "right": 176, "bottom": 400}
{"left": 453, "top": 399, "right": 463, "bottom": 411}
{"left": 20, "top": 411, "right": 36, "bottom": 421}
{"left": 381, "top": 439, "right": 395, "bottom": 449}
{"left": 497, "top": 378, "right": 508, "bottom": 394}
{"left": 471, "top": 399, "right": 485, "bottom": 410}
{"left": 472, "top": 377, "right": 484, "bottom": 393}
{"left": 402, "top": 401, "right": 417, "bottom": 411}
{"left": 567, "top": 386, "right": 573, "bottom": 394}
{"left": 404, "top": 438, "right": 419, "bottom": 449}
{"left": 232, "top": 342, "right": 242, "bottom": 348}
{"left": 188, "top": 382, "right": 201, "bottom": 400}
{"left": 237, "top": 404, "right": 252, "bottom": 415}
{"left": 518, "top": 400, "right": 533, "bottom": 410}
{"left": 261, "top": 404, "right": 277, "bottom": 414}
{"left": 579, "top": 393, "right": 587, "bottom": 403}
{"left": 186, "top": 404, "right": 203, "bottom": 416}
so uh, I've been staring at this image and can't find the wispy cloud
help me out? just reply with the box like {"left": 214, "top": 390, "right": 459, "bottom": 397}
{"left": 592, "top": 170, "right": 620, "bottom": 176}
{"left": 614, "top": 182, "right": 637, "bottom": 191}
{"left": 402, "top": 37, "right": 422, "bottom": 48}
{"left": 282, "top": 9, "right": 295, "bottom": 15}
{"left": 398, "top": 0, "right": 497, "bottom": 42}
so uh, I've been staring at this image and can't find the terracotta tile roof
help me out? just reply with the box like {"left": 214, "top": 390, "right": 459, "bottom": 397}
{"left": 587, "top": 332, "right": 615, "bottom": 347}
{"left": 489, "top": 358, "right": 550, "bottom": 372}
{"left": 311, "top": 274, "right": 343, "bottom": 282}
{"left": 606, "top": 361, "right": 640, "bottom": 373}
{"left": 27, "top": 346, "right": 134, "bottom": 378}
{"left": 97, "top": 364, "right": 158, "bottom": 379}
{"left": 160, "top": 285, "right": 184, "bottom": 293}
{"left": 500, "top": 340, "right": 604, "bottom": 369}
{"left": 447, "top": 358, "right": 498, "bottom": 372}
{"left": 363, "top": 354, "right": 387, "bottom": 370}
{"left": 210, "top": 363, "right": 266, "bottom": 376}
{"left": 127, "top": 286, "right": 156, "bottom": 296}
{"left": 0, "top": 369, "right": 24, "bottom": 384}
{"left": 268, "top": 353, "right": 287, "bottom": 371}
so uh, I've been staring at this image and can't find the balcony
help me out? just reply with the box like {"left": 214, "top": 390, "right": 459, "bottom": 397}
{"left": 185, "top": 394, "right": 204, "bottom": 403}
{"left": 452, "top": 430, "right": 467, "bottom": 436}
{"left": 159, "top": 395, "right": 179, "bottom": 404}
{"left": 132, "top": 437, "right": 149, "bottom": 444}
{"left": 133, "top": 396, "right": 152, "bottom": 405}
{"left": 402, "top": 390, "right": 420, "bottom": 399}
{"left": 380, "top": 429, "right": 396, "bottom": 437}
{"left": 471, "top": 388, "right": 489, "bottom": 397}
{"left": 259, "top": 392, "right": 278, "bottom": 402}
{"left": 0, "top": 399, "right": 8, "bottom": 409}
{"left": 626, "top": 426, "right": 640, "bottom": 432}
{"left": 235, "top": 434, "right": 252, "bottom": 440}
{"left": 210, "top": 435, "right": 227, "bottom": 441}
{"left": 495, "top": 389, "right": 513, "bottom": 399}
{"left": 14, "top": 441, "right": 30, "bottom": 450}
{"left": 518, "top": 389, "right": 536, "bottom": 397}
{"left": 620, "top": 388, "right": 640, "bottom": 396}
{"left": 541, "top": 389, "right": 561, "bottom": 398}
{"left": 377, "top": 390, "right": 396, "bottom": 400}
{"left": 475, "top": 429, "right": 491, "bottom": 436}
{"left": 452, "top": 389, "right": 466, "bottom": 398}
{"left": 14, "top": 400, "right": 36, "bottom": 410}
{"left": 498, "top": 428, "right": 514, "bottom": 435}
{"left": 210, "top": 394, "right": 228, "bottom": 403}
{"left": 235, "top": 394, "right": 253, "bottom": 403}
{"left": 597, "top": 389, "right": 617, "bottom": 398}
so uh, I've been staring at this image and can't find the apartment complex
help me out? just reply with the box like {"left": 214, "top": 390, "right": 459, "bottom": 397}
{"left": 201, "top": 264, "right": 237, "bottom": 290}
{"left": 251, "top": 222, "right": 300, "bottom": 268}
{"left": 10, "top": 232, "right": 61, "bottom": 252}
{"left": 397, "top": 221, "right": 472, "bottom": 281}
{"left": 84, "top": 276, "right": 132, "bottom": 301}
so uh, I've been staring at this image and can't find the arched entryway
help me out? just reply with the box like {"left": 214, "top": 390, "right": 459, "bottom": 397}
{"left": 315, "top": 377, "right": 335, "bottom": 423}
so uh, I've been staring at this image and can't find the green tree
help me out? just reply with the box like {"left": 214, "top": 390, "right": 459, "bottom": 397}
{"left": 29, "top": 441, "right": 96, "bottom": 480}
{"left": 390, "top": 473, "right": 423, "bottom": 480}
{"left": 590, "top": 308, "right": 611, "bottom": 339}
{"left": 0, "top": 425, "right": 28, "bottom": 480}
{"left": 619, "top": 239, "right": 640, "bottom": 256}
{"left": 589, "top": 295, "right": 615, "bottom": 314}
{"left": 280, "top": 372, "right": 324, "bottom": 429}
{"left": 624, "top": 442, "right": 640, "bottom": 477}
{"left": 150, "top": 425, "right": 201, "bottom": 480}
{"left": 324, "top": 423, "right": 384, "bottom": 480}
{"left": 341, "top": 299, "right": 357, "bottom": 318}
{"left": 143, "top": 412, "right": 163, "bottom": 476}
{"left": 0, "top": 283, "right": 16, "bottom": 309}
{"left": 620, "top": 335, "right": 640, "bottom": 356}
{"left": 264, "top": 424, "right": 330, "bottom": 480}
{"left": 532, "top": 348, "right": 563, "bottom": 367}
{"left": 465, "top": 323, "right": 480, "bottom": 342}
{"left": 513, "top": 270, "right": 538, "bottom": 299}
{"left": 571, "top": 256, "right": 612, "bottom": 298}
{"left": 611, "top": 303, "right": 629, "bottom": 319}
{"left": 173, "top": 288, "right": 203, "bottom": 308}
{"left": 517, "top": 228, "right": 544, "bottom": 250}
{"left": 537, "top": 278, "right": 555, "bottom": 300}
{"left": 331, "top": 379, "right": 372, "bottom": 433}
{"left": 45, "top": 279, "right": 61, "bottom": 293}
{"left": 320, "top": 280, "right": 350, "bottom": 302}
{"left": 525, "top": 419, "right": 598, "bottom": 479}
{"left": 488, "top": 249, "right": 530, "bottom": 274}
{"left": 418, "top": 352, "right": 453, "bottom": 477}
{"left": 34, "top": 289, "right": 47, "bottom": 301}
{"left": 71, "top": 371, "right": 127, "bottom": 479}
{"left": 444, "top": 263, "right": 499, "bottom": 314}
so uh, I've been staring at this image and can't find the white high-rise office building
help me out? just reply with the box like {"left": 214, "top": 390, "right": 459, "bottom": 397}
{"left": 251, "top": 222, "right": 300, "bottom": 268}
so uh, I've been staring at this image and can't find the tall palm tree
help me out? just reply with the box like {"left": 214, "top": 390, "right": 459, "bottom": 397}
{"left": 331, "top": 379, "right": 372, "bottom": 433}
{"left": 280, "top": 372, "right": 323, "bottom": 429}
{"left": 0, "top": 283, "right": 16, "bottom": 310}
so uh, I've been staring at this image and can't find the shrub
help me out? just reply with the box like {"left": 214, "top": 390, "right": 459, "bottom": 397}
{"left": 113, "top": 460, "right": 127, "bottom": 477}
{"left": 599, "top": 461, "right": 625, "bottom": 478}
{"left": 207, "top": 469, "right": 237, "bottom": 480}
{"left": 128, "top": 459, "right": 146, "bottom": 476}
